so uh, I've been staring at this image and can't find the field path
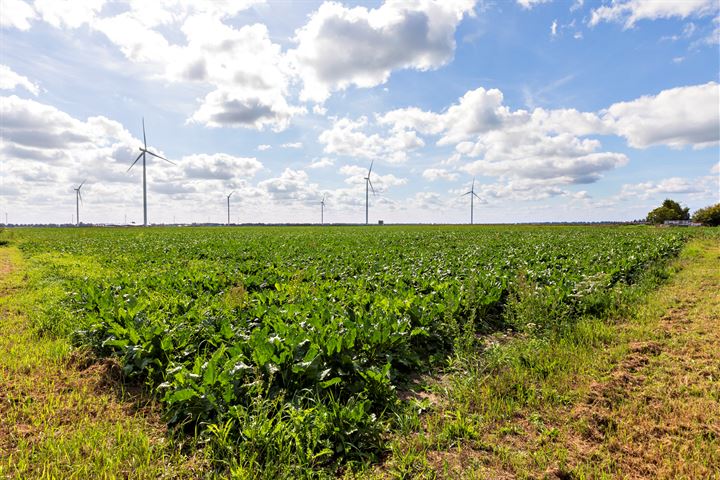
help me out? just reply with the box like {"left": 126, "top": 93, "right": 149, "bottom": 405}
{"left": 0, "top": 246, "right": 201, "bottom": 479}
{"left": 566, "top": 238, "right": 720, "bottom": 478}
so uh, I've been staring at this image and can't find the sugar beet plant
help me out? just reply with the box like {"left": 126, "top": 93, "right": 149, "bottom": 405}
{"left": 17, "top": 226, "right": 687, "bottom": 475}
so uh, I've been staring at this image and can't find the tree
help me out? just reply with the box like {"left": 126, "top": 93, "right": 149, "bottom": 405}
{"left": 692, "top": 203, "right": 720, "bottom": 226}
{"left": 646, "top": 198, "right": 690, "bottom": 224}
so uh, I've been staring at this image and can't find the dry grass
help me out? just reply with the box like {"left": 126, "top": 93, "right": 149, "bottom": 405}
{"left": 567, "top": 238, "right": 720, "bottom": 479}
{"left": 0, "top": 246, "right": 207, "bottom": 479}
{"left": 365, "top": 237, "right": 719, "bottom": 480}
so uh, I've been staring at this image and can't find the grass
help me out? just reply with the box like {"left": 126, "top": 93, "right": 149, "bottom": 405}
{"left": 1, "top": 231, "right": 717, "bottom": 479}
{"left": 0, "top": 245, "right": 206, "bottom": 479}
{"left": 366, "top": 236, "right": 720, "bottom": 479}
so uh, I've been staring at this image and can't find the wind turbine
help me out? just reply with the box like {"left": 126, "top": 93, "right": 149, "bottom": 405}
{"left": 462, "top": 177, "right": 481, "bottom": 225}
{"left": 73, "top": 179, "right": 86, "bottom": 226}
{"left": 127, "top": 118, "right": 175, "bottom": 227}
{"left": 320, "top": 194, "right": 325, "bottom": 225}
{"left": 226, "top": 191, "right": 234, "bottom": 225}
{"left": 364, "top": 160, "right": 376, "bottom": 225}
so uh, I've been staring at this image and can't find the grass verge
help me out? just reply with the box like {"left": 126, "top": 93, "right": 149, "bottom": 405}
{"left": 0, "top": 245, "right": 206, "bottom": 479}
{"left": 369, "top": 236, "right": 719, "bottom": 479}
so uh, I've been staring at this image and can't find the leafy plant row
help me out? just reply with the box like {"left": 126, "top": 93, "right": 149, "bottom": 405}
{"left": 18, "top": 226, "right": 687, "bottom": 475}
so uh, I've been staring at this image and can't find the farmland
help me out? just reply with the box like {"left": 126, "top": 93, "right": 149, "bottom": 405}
{"left": 1, "top": 225, "right": 710, "bottom": 477}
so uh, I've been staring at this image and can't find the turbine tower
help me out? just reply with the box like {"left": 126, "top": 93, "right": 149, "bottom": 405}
{"left": 73, "top": 179, "right": 86, "bottom": 226}
{"left": 127, "top": 118, "right": 175, "bottom": 226}
{"left": 364, "top": 160, "right": 376, "bottom": 225}
{"left": 226, "top": 191, "right": 234, "bottom": 225}
{"left": 462, "top": 177, "right": 481, "bottom": 225}
{"left": 320, "top": 195, "right": 325, "bottom": 225}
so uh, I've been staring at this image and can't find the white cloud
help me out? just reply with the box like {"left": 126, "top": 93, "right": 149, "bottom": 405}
{"left": 0, "top": 95, "right": 276, "bottom": 223}
{"left": 378, "top": 107, "right": 444, "bottom": 135}
{"left": 308, "top": 157, "right": 334, "bottom": 168}
{"left": 181, "top": 153, "right": 263, "bottom": 180}
{"left": 281, "top": 142, "right": 303, "bottom": 149}
{"left": 517, "top": 0, "right": 552, "bottom": 9}
{"left": 33, "top": 0, "right": 107, "bottom": 29}
{"left": 188, "top": 88, "right": 304, "bottom": 131}
{"left": 30, "top": 2, "right": 302, "bottom": 132}
{"left": 619, "top": 177, "right": 708, "bottom": 200}
{"left": 339, "top": 164, "right": 407, "bottom": 192}
{"left": 257, "top": 144, "right": 272, "bottom": 151}
{"left": 290, "top": 0, "right": 476, "bottom": 102}
{"left": 590, "top": 0, "right": 718, "bottom": 28}
{"left": 422, "top": 168, "right": 459, "bottom": 181}
{"left": 0, "top": 65, "right": 40, "bottom": 95}
{"left": 604, "top": 82, "right": 720, "bottom": 149}
{"left": 258, "top": 168, "right": 319, "bottom": 202}
{"left": 0, "top": 0, "right": 36, "bottom": 30}
{"left": 471, "top": 178, "right": 592, "bottom": 203}
{"left": 551, "top": 19, "right": 558, "bottom": 37}
{"left": 381, "top": 86, "right": 620, "bottom": 185}
{"left": 318, "top": 116, "right": 424, "bottom": 163}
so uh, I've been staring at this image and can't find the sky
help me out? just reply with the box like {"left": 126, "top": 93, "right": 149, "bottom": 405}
{"left": 0, "top": 0, "right": 718, "bottom": 225}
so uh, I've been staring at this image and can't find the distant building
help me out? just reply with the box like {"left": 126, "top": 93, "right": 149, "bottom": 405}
{"left": 663, "top": 220, "right": 701, "bottom": 227}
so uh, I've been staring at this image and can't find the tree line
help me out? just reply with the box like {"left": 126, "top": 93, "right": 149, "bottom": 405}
{"left": 647, "top": 199, "right": 720, "bottom": 226}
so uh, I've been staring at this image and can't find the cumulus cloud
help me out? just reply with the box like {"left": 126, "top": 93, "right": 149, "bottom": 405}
{"left": 590, "top": 0, "right": 718, "bottom": 28}
{"left": 258, "top": 168, "right": 319, "bottom": 201}
{"left": 0, "top": 0, "right": 36, "bottom": 30}
{"left": 339, "top": 164, "right": 407, "bottom": 192}
{"left": 0, "top": 65, "right": 40, "bottom": 95}
{"left": 23, "top": 0, "right": 302, "bottom": 132}
{"left": 422, "top": 168, "right": 459, "bottom": 181}
{"left": 517, "top": 0, "right": 553, "bottom": 10}
{"left": 603, "top": 82, "right": 720, "bottom": 149}
{"left": 472, "top": 178, "right": 591, "bottom": 203}
{"left": 0, "top": 95, "right": 277, "bottom": 223}
{"left": 189, "top": 88, "right": 304, "bottom": 131}
{"left": 182, "top": 153, "right": 263, "bottom": 180}
{"left": 290, "top": 0, "right": 476, "bottom": 102}
{"left": 378, "top": 86, "right": 622, "bottom": 186}
{"left": 308, "top": 157, "right": 335, "bottom": 168}
{"left": 376, "top": 82, "right": 715, "bottom": 189}
{"left": 281, "top": 142, "right": 303, "bottom": 149}
{"left": 619, "top": 176, "right": 710, "bottom": 200}
{"left": 33, "top": 0, "right": 107, "bottom": 29}
{"left": 319, "top": 116, "right": 424, "bottom": 163}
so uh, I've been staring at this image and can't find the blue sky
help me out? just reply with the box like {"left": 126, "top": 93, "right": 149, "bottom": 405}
{"left": 1, "top": 0, "right": 718, "bottom": 225}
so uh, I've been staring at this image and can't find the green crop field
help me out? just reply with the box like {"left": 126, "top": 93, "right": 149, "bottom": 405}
{"left": 1, "top": 225, "right": 704, "bottom": 478}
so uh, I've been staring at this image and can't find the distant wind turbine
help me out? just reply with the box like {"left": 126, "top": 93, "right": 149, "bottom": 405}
{"left": 364, "top": 160, "right": 376, "bottom": 225}
{"left": 462, "top": 177, "right": 481, "bottom": 225}
{"left": 127, "top": 118, "right": 175, "bottom": 227}
{"left": 320, "top": 194, "right": 325, "bottom": 225}
{"left": 226, "top": 191, "right": 234, "bottom": 225}
{"left": 73, "top": 179, "right": 86, "bottom": 226}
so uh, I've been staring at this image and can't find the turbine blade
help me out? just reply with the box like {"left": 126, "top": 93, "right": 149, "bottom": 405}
{"left": 369, "top": 179, "right": 376, "bottom": 195}
{"left": 127, "top": 151, "right": 144, "bottom": 172}
{"left": 79, "top": 191, "right": 83, "bottom": 205}
{"left": 79, "top": 178, "right": 87, "bottom": 189}
{"left": 368, "top": 159, "right": 374, "bottom": 175}
{"left": 473, "top": 192, "right": 481, "bottom": 200}
{"left": 142, "top": 117, "right": 147, "bottom": 149}
{"left": 145, "top": 149, "right": 176, "bottom": 165}
{"left": 462, "top": 191, "right": 471, "bottom": 197}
